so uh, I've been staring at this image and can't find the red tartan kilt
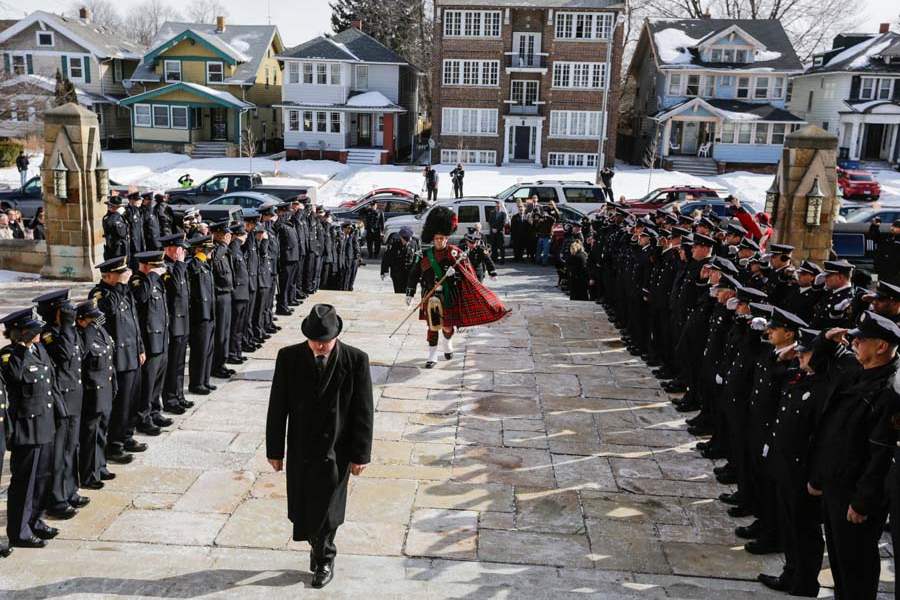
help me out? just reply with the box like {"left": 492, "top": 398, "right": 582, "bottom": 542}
{"left": 418, "top": 260, "right": 508, "bottom": 328}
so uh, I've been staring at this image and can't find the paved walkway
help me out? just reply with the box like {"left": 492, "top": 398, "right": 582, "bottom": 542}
{"left": 0, "top": 263, "right": 893, "bottom": 598}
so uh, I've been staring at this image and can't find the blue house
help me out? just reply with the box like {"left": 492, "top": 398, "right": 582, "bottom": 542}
{"left": 625, "top": 18, "right": 806, "bottom": 173}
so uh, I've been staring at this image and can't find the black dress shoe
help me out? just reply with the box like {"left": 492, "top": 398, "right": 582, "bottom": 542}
{"left": 206, "top": 383, "right": 218, "bottom": 391}
{"left": 735, "top": 520, "right": 762, "bottom": 539}
{"left": 226, "top": 368, "right": 236, "bottom": 375}
{"left": 69, "top": 495, "right": 91, "bottom": 509}
{"left": 716, "top": 471, "right": 738, "bottom": 485}
{"left": 275, "top": 309, "right": 292, "bottom": 316}
{"left": 225, "top": 357, "right": 243, "bottom": 365}
{"left": 212, "top": 369, "right": 232, "bottom": 379}
{"left": 425, "top": 361, "right": 436, "bottom": 369}
{"left": 688, "top": 424, "right": 713, "bottom": 436}
{"left": 11, "top": 537, "right": 46, "bottom": 549}
{"left": 124, "top": 439, "right": 148, "bottom": 453}
{"left": 728, "top": 505, "right": 754, "bottom": 518}
{"left": 164, "top": 404, "right": 187, "bottom": 415}
{"left": 189, "top": 386, "right": 211, "bottom": 395}
{"left": 180, "top": 399, "right": 195, "bottom": 409}
{"left": 0, "top": 545, "right": 11, "bottom": 558}
{"left": 757, "top": 573, "right": 789, "bottom": 592}
{"left": 695, "top": 441, "right": 711, "bottom": 451}
{"left": 719, "top": 492, "right": 743, "bottom": 506}
{"left": 664, "top": 381, "right": 687, "bottom": 393}
{"left": 82, "top": 480, "right": 105, "bottom": 490}
{"left": 713, "top": 464, "right": 732, "bottom": 477}
{"left": 311, "top": 562, "right": 334, "bottom": 589}
{"left": 100, "top": 469, "right": 116, "bottom": 481}
{"left": 136, "top": 423, "right": 161, "bottom": 436}
{"left": 106, "top": 451, "right": 134, "bottom": 464}
{"left": 153, "top": 415, "right": 174, "bottom": 428}
{"left": 46, "top": 506, "right": 78, "bottom": 520}
{"left": 33, "top": 526, "right": 59, "bottom": 539}
{"left": 744, "top": 538, "right": 780, "bottom": 554}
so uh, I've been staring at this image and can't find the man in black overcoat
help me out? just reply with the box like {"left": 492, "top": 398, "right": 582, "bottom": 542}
{"left": 266, "top": 304, "right": 373, "bottom": 589}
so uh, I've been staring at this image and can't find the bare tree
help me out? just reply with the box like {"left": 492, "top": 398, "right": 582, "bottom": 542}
{"left": 184, "top": 0, "right": 229, "bottom": 23}
{"left": 241, "top": 126, "right": 257, "bottom": 172}
{"left": 122, "top": 0, "right": 182, "bottom": 47}
{"left": 68, "top": 0, "right": 123, "bottom": 30}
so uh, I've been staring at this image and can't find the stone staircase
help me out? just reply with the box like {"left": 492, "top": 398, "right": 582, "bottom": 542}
{"left": 667, "top": 155, "right": 719, "bottom": 177}
{"left": 190, "top": 142, "right": 231, "bottom": 159}
{"left": 346, "top": 148, "right": 385, "bottom": 165}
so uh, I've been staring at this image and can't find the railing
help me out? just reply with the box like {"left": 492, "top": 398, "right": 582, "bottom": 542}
{"left": 504, "top": 102, "right": 544, "bottom": 116}
{"left": 504, "top": 53, "right": 548, "bottom": 69}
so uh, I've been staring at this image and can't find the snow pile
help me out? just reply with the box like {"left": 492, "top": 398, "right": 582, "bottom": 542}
{"left": 180, "top": 82, "right": 253, "bottom": 108}
{"left": 346, "top": 91, "right": 395, "bottom": 108}
{"left": 826, "top": 35, "right": 881, "bottom": 67}
{"left": 848, "top": 38, "right": 893, "bottom": 69}
{"left": 755, "top": 49, "right": 782, "bottom": 62}
{"left": 654, "top": 28, "right": 701, "bottom": 65}
{"left": 717, "top": 109, "right": 761, "bottom": 121}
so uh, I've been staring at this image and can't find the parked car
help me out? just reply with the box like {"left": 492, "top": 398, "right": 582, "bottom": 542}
{"left": 844, "top": 207, "right": 900, "bottom": 225}
{"left": 495, "top": 180, "right": 607, "bottom": 213}
{"left": 165, "top": 172, "right": 315, "bottom": 205}
{"left": 621, "top": 186, "right": 723, "bottom": 214}
{"left": 832, "top": 217, "right": 895, "bottom": 271}
{"left": 384, "top": 198, "right": 512, "bottom": 247}
{"left": 331, "top": 195, "right": 427, "bottom": 224}
{"left": 0, "top": 175, "right": 42, "bottom": 218}
{"left": 837, "top": 167, "right": 880, "bottom": 201}
{"left": 337, "top": 188, "right": 416, "bottom": 209}
{"left": 171, "top": 191, "right": 283, "bottom": 224}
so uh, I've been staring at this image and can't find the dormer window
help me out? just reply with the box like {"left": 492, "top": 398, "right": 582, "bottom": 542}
{"left": 164, "top": 60, "right": 181, "bottom": 82}
{"left": 36, "top": 31, "right": 54, "bottom": 47}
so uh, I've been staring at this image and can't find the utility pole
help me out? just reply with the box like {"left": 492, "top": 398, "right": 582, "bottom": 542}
{"left": 596, "top": 13, "right": 625, "bottom": 184}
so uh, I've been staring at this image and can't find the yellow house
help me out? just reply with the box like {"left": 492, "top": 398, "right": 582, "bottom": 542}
{"left": 121, "top": 16, "right": 284, "bottom": 157}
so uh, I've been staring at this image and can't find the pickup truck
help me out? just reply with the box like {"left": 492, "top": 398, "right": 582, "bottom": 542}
{"left": 0, "top": 175, "right": 147, "bottom": 219}
{"left": 165, "top": 172, "right": 316, "bottom": 205}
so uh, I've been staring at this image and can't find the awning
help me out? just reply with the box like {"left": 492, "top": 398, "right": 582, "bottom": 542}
{"left": 119, "top": 82, "right": 254, "bottom": 109}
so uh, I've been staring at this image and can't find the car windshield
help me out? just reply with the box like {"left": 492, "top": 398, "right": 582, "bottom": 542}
{"left": 845, "top": 209, "right": 879, "bottom": 223}
{"left": 848, "top": 173, "right": 874, "bottom": 182}
{"left": 494, "top": 184, "right": 520, "bottom": 200}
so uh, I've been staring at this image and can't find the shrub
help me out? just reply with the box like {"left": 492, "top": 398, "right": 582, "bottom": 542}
{"left": 0, "top": 140, "right": 23, "bottom": 167}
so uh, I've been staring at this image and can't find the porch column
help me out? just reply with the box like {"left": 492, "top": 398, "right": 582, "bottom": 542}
{"left": 848, "top": 121, "right": 861, "bottom": 160}
{"left": 502, "top": 119, "right": 511, "bottom": 165}
{"left": 383, "top": 113, "right": 395, "bottom": 161}
{"left": 533, "top": 122, "right": 542, "bottom": 166}
{"left": 660, "top": 120, "right": 672, "bottom": 157}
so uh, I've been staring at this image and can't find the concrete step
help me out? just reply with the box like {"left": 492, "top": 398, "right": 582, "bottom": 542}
{"left": 346, "top": 148, "right": 385, "bottom": 165}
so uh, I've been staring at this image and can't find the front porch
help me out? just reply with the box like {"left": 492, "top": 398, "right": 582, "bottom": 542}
{"left": 502, "top": 115, "right": 545, "bottom": 165}
{"left": 838, "top": 101, "right": 900, "bottom": 165}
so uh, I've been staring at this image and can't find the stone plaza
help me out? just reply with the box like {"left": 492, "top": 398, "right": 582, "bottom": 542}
{"left": 0, "top": 263, "right": 894, "bottom": 598}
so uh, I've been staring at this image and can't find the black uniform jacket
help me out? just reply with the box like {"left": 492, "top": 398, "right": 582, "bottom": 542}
{"left": 91, "top": 281, "right": 145, "bottom": 372}
{"left": 164, "top": 259, "right": 190, "bottom": 337}
{"left": 79, "top": 322, "right": 117, "bottom": 415}
{"left": 0, "top": 343, "right": 57, "bottom": 446}
{"left": 187, "top": 255, "right": 215, "bottom": 322}
{"left": 131, "top": 270, "right": 170, "bottom": 355}
{"left": 265, "top": 341, "right": 374, "bottom": 540}
{"left": 41, "top": 318, "right": 83, "bottom": 417}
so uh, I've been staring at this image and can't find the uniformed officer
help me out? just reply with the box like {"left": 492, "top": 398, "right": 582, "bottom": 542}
{"left": 868, "top": 217, "right": 900, "bottom": 285}
{"left": 259, "top": 204, "right": 281, "bottom": 335}
{"left": 275, "top": 204, "right": 299, "bottom": 316}
{"left": 765, "top": 243, "right": 795, "bottom": 306}
{"left": 34, "top": 289, "right": 89, "bottom": 519}
{"left": 0, "top": 371, "right": 12, "bottom": 557}
{"left": 153, "top": 192, "right": 176, "bottom": 237}
{"left": 811, "top": 260, "right": 856, "bottom": 329}
{"left": 90, "top": 256, "right": 146, "bottom": 464}
{"left": 305, "top": 206, "right": 326, "bottom": 295}
{"left": 131, "top": 250, "right": 172, "bottom": 434}
{"left": 141, "top": 192, "right": 161, "bottom": 250}
{"left": 76, "top": 298, "right": 117, "bottom": 490}
{"left": 160, "top": 233, "right": 192, "bottom": 414}
{"left": 342, "top": 222, "right": 362, "bottom": 291}
{"left": 209, "top": 222, "right": 235, "bottom": 379}
{"left": 781, "top": 260, "right": 825, "bottom": 324}
{"left": 187, "top": 234, "right": 216, "bottom": 395}
{"left": 240, "top": 211, "right": 262, "bottom": 353}
{"left": 865, "top": 280, "right": 900, "bottom": 323}
{"left": 228, "top": 223, "right": 251, "bottom": 364}
{"left": 102, "top": 196, "right": 129, "bottom": 260}
{"left": 463, "top": 232, "right": 497, "bottom": 283}
{"left": 289, "top": 199, "right": 309, "bottom": 304}
{"left": 124, "top": 192, "right": 145, "bottom": 266}
{"left": 1, "top": 307, "right": 59, "bottom": 548}
{"left": 250, "top": 219, "right": 274, "bottom": 346}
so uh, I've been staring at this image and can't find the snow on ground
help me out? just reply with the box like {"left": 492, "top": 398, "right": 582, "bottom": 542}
{"left": 0, "top": 269, "right": 40, "bottom": 283}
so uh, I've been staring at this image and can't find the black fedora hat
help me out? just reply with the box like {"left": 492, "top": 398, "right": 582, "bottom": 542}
{"left": 301, "top": 303, "right": 343, "bottom": 341}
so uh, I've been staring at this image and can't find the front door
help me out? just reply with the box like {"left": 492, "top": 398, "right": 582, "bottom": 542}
{"left": 513, "top": 126, "right": 531, "bottom": 160}
{"left": 211, "top": 108, "right": 227, "bottom": 141}
{"left": 358, "top": 114, "right": 372, "bottom": 146}
{"left": 862, "top": 124, "right": 885, "bottom": 160}
{"left": 681, "top": 121, "right": 699, "bottom": 154}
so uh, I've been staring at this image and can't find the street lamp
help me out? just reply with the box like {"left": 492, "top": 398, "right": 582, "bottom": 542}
{"left": 96, "top": 152, "right": 109, "bottom": 202}
{"left": 764, "top": 177, "right": 778, "bottom": 224}
{"left": 53, "top": 153, "right": 67, "bottom": 200}
{"left": 805, "top": 176, "right": 824, "bottom": 226}
{"left": 596, "top": 12, "right": 626, "bottom": 181}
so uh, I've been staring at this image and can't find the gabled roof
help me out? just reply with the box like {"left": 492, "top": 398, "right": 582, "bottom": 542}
{"left": 128, "top": 22, "right": 282, "bottom": 85}
{"left": 643, "top": 18, "right": 803, "bottom": 72}
{"left": 653, "top": 97, "right": 804, "bottom": 122}
{"left": 280, "top": 27, "right": 409, "bottom": 65}
{"left": 0, "top": 74, "right": 114, "bottom": 106}
{"left": 841, "top": 99, "right": 900, "bottom": 114}
{"left": 435, "top": 0, "right": 622, "bottom": 6}
{"left": 0, "top": 10, "right": 143, "bottom": 59}
{"left": 807, "top": 32, "right": 900, "bottom": 74}
{"left": 119, "top": 81, "right": 254, "bottom": 109}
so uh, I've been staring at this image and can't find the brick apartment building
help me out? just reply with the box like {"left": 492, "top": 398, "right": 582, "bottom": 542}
{"left": 432, "top": 0, "right": 624, "bottom": 168}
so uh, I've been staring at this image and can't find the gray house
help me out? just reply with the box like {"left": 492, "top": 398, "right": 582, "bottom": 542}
{"left": 0, "top": 8, "right": 143, "bottom": 147}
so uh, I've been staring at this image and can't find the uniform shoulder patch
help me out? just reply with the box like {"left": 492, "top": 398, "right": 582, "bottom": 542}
{"left": 1, "top": 352, "right": 9, "bottom": 363}
{"left": 92, "top": 289, "right": 105, "bottom": 300}
{"left": 131, "top": 279, "right": 141, "bottom": 287}
{"left": 42, "top": 332, "right": 53, "bottom": 343}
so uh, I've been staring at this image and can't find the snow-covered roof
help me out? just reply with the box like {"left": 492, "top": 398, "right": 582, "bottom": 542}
{"left": 280, "top": 27, "right": 409, "bottom": 66}
{"left": 276, "top": 98, "right": 406, "bottom": 113}
{"left": 841, "top": 99, "right": 900, "bottom": 114}
{"left": 346, "top": 91, "right": 393, "bottom": 108}
{"left": 0, "top": 10, "right": 144, "bottom": 59}
{"left": 808, "top": 31, "right": 900, "bottom": 74}
{"left": 653, "top": 97, "right": 804, "bottom": 123}
{"left": 120, "top": 81, "right": 254, "bottom": 109}
{"left": 644, "top": 18, "right": 802, "bottom": 72}
{"left": 435, "top": 0, "right": 621, "bottom": 6}
{"left": 0, "top": 74, "right": 114, "bottom": 106}
{"left": 128, "top": 22, "right": 282, "bottom": 86}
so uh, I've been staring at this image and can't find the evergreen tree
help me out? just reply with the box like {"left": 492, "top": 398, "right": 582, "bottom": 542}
{"left": 53, "top": 70, "right": 78, "bottom": 106}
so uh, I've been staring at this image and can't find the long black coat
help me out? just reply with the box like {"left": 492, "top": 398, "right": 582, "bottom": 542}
{"left": 265, "top": 340, "right": 373, "bottom": 540}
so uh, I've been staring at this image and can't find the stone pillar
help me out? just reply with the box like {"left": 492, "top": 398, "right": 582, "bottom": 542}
{"left": 772, "top": 125, "right": 839, "bottom": 262}
{"left": 40, "top": 103, "right": 105, "bottom": 281}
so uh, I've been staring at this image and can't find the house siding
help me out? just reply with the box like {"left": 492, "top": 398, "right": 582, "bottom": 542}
{"left": 788, "top": 73, "right": 852, "bottom": 133}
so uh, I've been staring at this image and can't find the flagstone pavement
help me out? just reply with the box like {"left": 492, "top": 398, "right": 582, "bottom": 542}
{"left": 0, "top": 263, "right": 894, "bottom": 598}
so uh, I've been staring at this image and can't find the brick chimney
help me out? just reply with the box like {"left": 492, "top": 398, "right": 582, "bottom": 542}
{"left": 879, "top": 23, "right": 890, "bottom": 34}
{"left": 79, "top": 7, "right": 91, "bottom": 23}
{"left": 351, "top": 19, "right": 363, "bottom": 31}
{"left": 216, "top": 15, "right": 226, "bottom": 33}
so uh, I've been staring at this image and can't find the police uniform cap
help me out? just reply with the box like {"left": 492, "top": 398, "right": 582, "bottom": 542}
{"left": 242, "top": 208, "right": 260, "bottom": 220}
{"left": 127, "top": 191, "right": 142, "bottom": 201}
{"left": 399, "top": 226, "right": 414, "bottom": 241}
{"left": 0, "top": 306, "right": 45, "bottom": 332}
{"left": 464, "top": 232, "right": 480, "bottom": 243}
{"left": 188, "top": 234, "right": 212, "bottom": 247}
{"left": 697, "top": 217, "right": 717, "bottom": 230}
{"left": 739, "top": 237, "right": 760, "bottom": 251}
{"left": 75, "top": 298, "right": 103, "bottom": 320}
{"left": 229, "top": 223, "right": 245, "bottom": 234}
{"left": 823, "top": 259, "right": 854, "bottom": 275}
{"left": 710, "top": 256, "right": 738, "bottom": 276}
{"left": 677, "top": 214, "right": 694, "bottom": 225}
{"left": 140, "top": 191, "right": 153, "bottom": 200}
{"left": 210, "top": 221, "right": 231, "bottom": 233}
{"left": 154, "top": 193, "right": 166, "bottom": 201}
{"left": 664, "top": 213, "right": 680, "bottom": 225}
{"left": 96, "top": 256, "right": 129, "bottom": 273}
{"left": 769, "top": 243, "right": 794, "bottom": 255}
{"left": 253, "top": 223, "right": 265, "bottom": 233}
{"left": 726, "top": 223, "right": 747, "bottom": 237}
{"left": 135, "top": 250, "right": 165, "bottom": 265}
{"left": 639, "top": 227, "right": 658, "bottom": 239}
{"left": 796, "top": 328, "right": 820, "bottom": 352}
{"left": 693, "top": 233, "right": 716, "bottom": 247}
{"left": 873, "top": 281, "right": 900, "bottom": 302}
{"left": 669, "top": 226, "right": 691, "bottom": 238}
{"left": 848, "top": 310, "right": 900, "bottom": 346}
{"left": 258, "top": 203, "right": 276, "bottom": 215}
{"left": 796, "top": 260, "right": 823, "bottom": 275}
{"left": 767, "top": 307, "right": 808, "bottom": 331}
{"left": 32, "top": 288, "right": 69, "bottom": 308}
{"left": 736, "top": 285, "right": 768, "bottom": 304}
{"left": 681, "top": 234, "right": 694, "bottom": 247}
{"left": 159, "top": 233, "right": 188, "bottom": 248}
{"left": 749, "top": 302, "right": 774, "bottom": 318}
{"left": 716, "top": 274, "right": 740, "bottom": 291}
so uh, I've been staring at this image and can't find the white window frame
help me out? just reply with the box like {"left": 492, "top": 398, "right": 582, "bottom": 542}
{"left": 555, "top": 12, "right": 613, "bottom": 41}
{"left": 718, "top": 75, "right": 734, "bottom": 88}
{"left": 441, "top": 107, "right": 498, "bottom": 136}
{"left": 114, "top": 60, "right": 123, "bottom": 82}
{"left": 549, "top": 110, "right": 603, "bottom": 139}
{"left": 316, "top": 63, "right": 327, "bottom": 85}
{"left": 68, "top": 56, "right": 85, "bottom": 81}
{"left": 878, "top": 78, "right": 892, "bottom": 100}
{"left": 134, "top": 104, "right": 152, "bottom": 127}
{"left": 331, "top": 112, "right": 342, "bottom": 133}
{"left": 10, "top": 55, "right": 26, "bottom": 75}
{"left": 702, "top": 75, "right": 715, "bottom": 97}
{"left": 443, "top": 59, "right": 499, "bottom": 87}
{"left": 685, "top": 74, "right": 700, "bottom": 97}
{"left": 303, "top": 110, "right": 313, "bottom": 132}
{"left": 303, "top": 63, "right": 313, "bottom": 84}
{"left": 152, "top": 105, "right": 170, "bottom": 128}
{"left": 860, "top": 77, "right": 876, "bottom": 100}
{"left": 441, "top": 149, "right": 496, "bottom": 165}
{"left": 443, "top": 10, "right": 501, "bottom": 38}
{"left": 316, "top": 111, "right": 327, "bottom": 133}
{"left": 721, "top": 122, "right": 735, "bottom": 143}
{"left": 164, "top": 60, "right": 181, "bottom": 83}
{"left": 288, "top": 109, "right": 300, "bottom": 131}
{"left": 547, "top": 152, "right": 598, "bottom": 168}
{"left": 170, "top": 105, "right": 188, "bottom": 129}
{"left": 353, "top": 65, "right": 368, "bottom": 90}
{"left": 772, "top": 76, "right": 784, "bottom": 99}
{"left": 288, "top": 62, "right": 300, "bottom": 84}
{"left": 35, "top": 31, "right": 54, "bottom": 47}
{"left": 206, "top": 61, "right": 224, "bottom": 84}
{"left": 771, "top": 123, "right": 787, "bottom": 145}
{"left": 552, "top": 62, "right": 607, "bottom": 89}
{"left": 754, "top": 76, "right": 770, "bottom": 100}
{"left": 667, "top": 73, "right": 682, "bottom": 96}
{"left": 330, "top": 63, "right": 341, "bottom": 86}
{"left": 736, "top": 76, "right": 750, "bottom": 99}
{"left": 709, "top": 48, "right": 722, "bottom": 62}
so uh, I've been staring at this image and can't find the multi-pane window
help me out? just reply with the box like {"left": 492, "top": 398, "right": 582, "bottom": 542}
{"left": 668, "top": 73, "right": 682, "bottom": 95}
{"left": 354, "top": 65, "right": 368, "bottom": 90}
{"left": 720, "top": 122, "right": 795, "bottom": 145}
{"left": 686, "top": 74, "right": 700, "bottom": 96}
{"left": 723, "top": 49, "right": 735, "bottom": 62}
{"left": 771, "top": 123, "right": 787, "bottom": 145}
{"left": 152, "top": 105, "right": 170, "bottom": 128}
{"left": 772, "top": 77, "right": 784, "bottom": 99}
{"left": 134, "top": 104, "right": 152, "bottom": 127}
{"left": 754, "top": 77, "right": 769, "bottom": 99}
{"left": 737, "top": 77, "right": 750, "bottom": 99}
{"left": 293, "top": 62, "right": 342, "bottom": 85}
{"left": 317, "top": 64, "right": 327, "bottom": 85}
{"left": 718, "top": 75, "right": 734, "bottom": 88}
{"left": 720, "top": 122, "right": 735, "bottom": 144}
{"left": 735, "top": 49, "right": 748, "bottom": 63}
{"left": 331, "top": 64, "right": 341, "bottom": 86}
{"left": 552, "top": 62, "right": 606, "bottom": 89}
{"left": 288, "top": 62, "right": 300, "bottom": 84}
{"left": 11, "top": 55, "right": 26, "bottom": 75}
{"left": 303, "top": 111, "right": 313, "bottom": 132}
{"left": 163, "top": 59, "right": 180, "bottom": 82}
{"left": 206, "top": 61, "right": 224, "bottom": 84}
{"left": 443, "top": 60, "right": 499, "bottom": 86}
{"left": 293, "top": 111, "right": 342, "bottom": 134}
{"left": 878, "top": 79, "right": 892, "bottom": 99}
{"left": 443, "top": 10, "right": 501, "bottom": 37}
{"left": 709, "top": 49, "right": 722, "bottom": 62}
{"left": 754, "top": 123, "right": 769, "bottom": 145}
{"left": 441, "top": 149, "right": 496, "bottom": 165}
{"left": 860, "top": 77, "right": 876, "bottom": 100}
{"left": 555, "top": 12, "right": 613, "bottom": 40}
{"left": 331, "top": 112, "right": 341, "bottom": 133}
{"left": 36, "top": 31, "right": 54, "bottom": 47}
{"left": 737, "top": 123, "right": 752, "bottom": 144}
{"left": 547, "top": 152, "right": 598, "bottom": 167}
{"left": 171, "top": 106, "right": 188, "bottom": 129}
{"left": 441, "top": 108, "right": 498, "bottom": 135}
{"left": 316, "top": 111, "right": 327, "bottom": 132}
{"left": 702, "top": 76, "right": 715, "bottom": 97}
{"left": 549, "top": 110, "right": 603, "bottom": 138}
{"left": 69, "top": 56, "right": 85, "bottom": 79}
{"left": 303, "top": 63, "right": 313, "bottom": 84}
{"left": 288, "top": 110, "right": 300, "bottom": 131}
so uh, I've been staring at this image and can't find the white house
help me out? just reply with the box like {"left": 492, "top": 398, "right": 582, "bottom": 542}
{"left": 276, "top": 24, "right": 419, "bottom": 164}
{"left": 789, "top": 24, "right": 900, "bottom": 165}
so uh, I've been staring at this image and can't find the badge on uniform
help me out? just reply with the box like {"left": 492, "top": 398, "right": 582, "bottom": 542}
{"left": 27, "top": 365, "right": 38, "bottom": 372}
{"left": 802, "top": 392, "right": 811, "bottom": 401}
{"left": 42, "top": 333, "right": 53, "bottom": 343}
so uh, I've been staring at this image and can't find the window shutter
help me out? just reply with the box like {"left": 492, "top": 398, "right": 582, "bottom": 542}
{"left": 61, "top": 55, "right": 68, "bottom": 79}
{"left": 3, "top": 53, "right": 10, "bottom": 73}
{"left": 849, "top": 75, "right": 860, "bottom": 99}
{"left": 26, "top": 54, "right": 33, "bottom": 74}
{"left": 84, "top": 55, "right": 91, "bottom": 83}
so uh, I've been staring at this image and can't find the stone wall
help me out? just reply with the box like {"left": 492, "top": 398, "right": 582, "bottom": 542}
{"left": 0, "top": 239, "right": 47, "bottom": 273}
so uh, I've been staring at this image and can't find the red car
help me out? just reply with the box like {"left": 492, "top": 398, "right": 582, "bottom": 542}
{"left": 837, "top": 168, "right": 880, "bottom": 201}
{"left": 338, "top": 187, "right": 416, "bottom": 208}
{"left": 621, "top": 186, "right": 722, "bottom": 214}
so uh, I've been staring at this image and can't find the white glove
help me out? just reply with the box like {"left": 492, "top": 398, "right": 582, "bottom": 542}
{"left": 726, "top": 297, "right": 739, "bottom": 311}
{"left": 381, "top": 273, "right": 386, "bottom": 281}
{"left": 751, "top": 317, "right": 768, "bottom": 331}
{"left": 405, "top": 295, "right": 414, "bottom": 306}
{"left": 727, "top": 245, "right": 738, "bottom": 256}
{"left": 814, "top": 273, "right": 826, "bottom": 287}
{"left": 834, "top": 298, "right": 851, "bottom": 312}
{"left": 445, "top": 266, "right": 456, "bottom": 278}
{"left": 715, "top": 374, "right": 723, "bottom": 385}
